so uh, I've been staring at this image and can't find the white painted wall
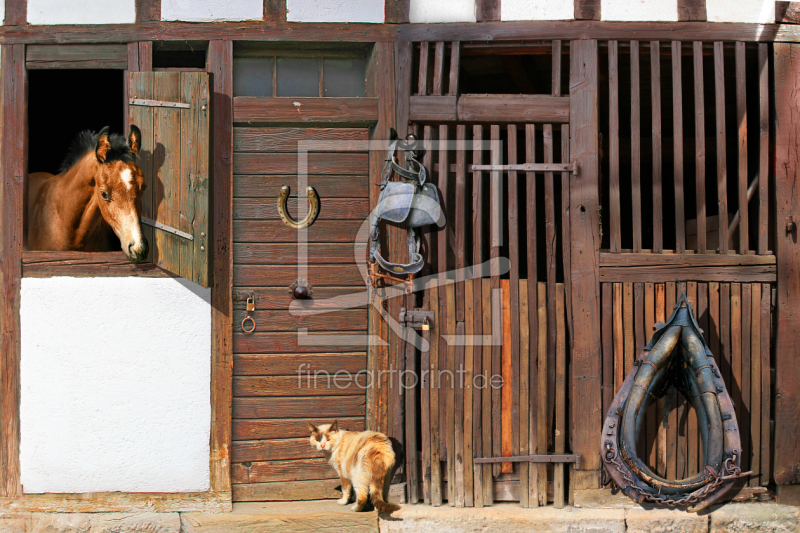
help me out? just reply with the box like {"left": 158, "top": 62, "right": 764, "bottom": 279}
{"left": 287, "top": 0, "right": 384, "bottom": 22}
{"left": 409, "top": 0, "right": 476, "bottom": 23}
{"left": 502, "top": 0, "right": 573, "bottom": 21}
{"left": 601, "top": 0, "right": 678, "bottom": 21}
{"left": 706, "top": 0, "right": 774, "bottom": 23}
{"left": 20, "top": 277, "right": 211, "bottom": 493}
{"left": 27, "top": 0, "right": 135, "bottom": 24}
{"left": 161, "top": 0, "right": 263, "bottom": 22}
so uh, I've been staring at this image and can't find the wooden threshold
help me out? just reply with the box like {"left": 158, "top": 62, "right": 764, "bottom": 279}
{"left": 0, "top": 491, "right": 231, "bottom": 513}
{"left": 22, "top": 251, "right": 176, "bottom": 278}
{"left": 599, "top": 252, "right": 777, "bottom": 282}
{"left": 234, "top": 97, "right": 378, "bottom": 125}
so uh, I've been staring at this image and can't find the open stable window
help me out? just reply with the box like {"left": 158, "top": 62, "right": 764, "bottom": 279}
{"left": 232, "top": 43, "right": 368, "bottom": 98}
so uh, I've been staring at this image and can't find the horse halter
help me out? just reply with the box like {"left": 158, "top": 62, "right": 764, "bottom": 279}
{"left": 601, "top": 294, "right": 750, "bottom": 512}
{"left": 368, "top": 133, "right": 444, "bottom": 290}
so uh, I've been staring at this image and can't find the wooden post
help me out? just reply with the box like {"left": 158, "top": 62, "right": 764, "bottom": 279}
{"left": 569, "top": 39, "right": 602, "bottom": 490}
{"left": 773, "top": 43, "right": 800, "bottom": 485}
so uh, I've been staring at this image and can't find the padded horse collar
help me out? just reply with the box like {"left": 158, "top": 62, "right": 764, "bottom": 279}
{"left": 368, "top": 135, "right": 444, "bottom": 287}
{"left": 601, "top": 294, "right": 750, "bottom": 512}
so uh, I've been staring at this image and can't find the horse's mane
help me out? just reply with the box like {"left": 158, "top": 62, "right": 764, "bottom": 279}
{"left": 59, "top": 129, "right": 136, "bottom": 174}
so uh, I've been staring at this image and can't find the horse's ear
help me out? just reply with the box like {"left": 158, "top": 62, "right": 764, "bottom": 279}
{"left": 128, "top": 124, "right": 141, "bottom": 156}
{"left": 95, "top": 126, "right": 111, "bottom": 163}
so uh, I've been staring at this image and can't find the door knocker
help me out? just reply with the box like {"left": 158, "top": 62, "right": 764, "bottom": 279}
{"left": 278, "top": 186, "right": 319, "bottom": 229}
{"left": 242, "top": 295, "right": 256, "bottom": 333}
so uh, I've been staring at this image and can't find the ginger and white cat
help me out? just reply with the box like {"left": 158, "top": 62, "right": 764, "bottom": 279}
{"left": 308, "top": 421, "right": 400, "bottom": 513}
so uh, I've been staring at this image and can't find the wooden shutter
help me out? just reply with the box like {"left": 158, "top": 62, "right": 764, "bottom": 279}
{"left": 129, "top": 72, "right": 211, "bottom": 287}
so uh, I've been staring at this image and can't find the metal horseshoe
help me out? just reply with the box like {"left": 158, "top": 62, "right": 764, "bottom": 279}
{"left": 277, "top": 186, "right": 319, "bottom": 229}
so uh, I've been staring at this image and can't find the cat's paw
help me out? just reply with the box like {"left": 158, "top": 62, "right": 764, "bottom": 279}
{"left": 337, "top": 497, "right": 349, "bottom": 505}
{"left": 351, "top": 503, "right": 364, "bottom": 512}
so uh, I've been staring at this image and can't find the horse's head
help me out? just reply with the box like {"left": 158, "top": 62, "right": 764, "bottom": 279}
{"left": 93, "top": 125, "right": 149, "bottom": 262}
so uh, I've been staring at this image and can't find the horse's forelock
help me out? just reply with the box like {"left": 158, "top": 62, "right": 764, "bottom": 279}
{"left": 59, "top": 129, "right": 137, "bottom": 174}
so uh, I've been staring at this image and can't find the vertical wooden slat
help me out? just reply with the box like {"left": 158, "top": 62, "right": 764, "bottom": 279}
{"left": 644, "top": 282, "right": 656, "bottom": 468}
{"left": 454, "top": 124, "right": 468, "bottom": 507}
{"left": 613, "top": 283, "right": 624, "bottom": 392}
{"left": 651, "top": 41, "right": 663, "bottom": 253}
{"left": 417, "top": 42, "right": 429, "bottom": 96}
{"left": 665, "top": 283, "right": 677, "bottom": 481}
{"left": 757, "top": 44, "right": 769, "bottom": 256}
{"left": 429, "top": 281, "right": 442, "bottom": 506}
{"left": 631, "top": 40, "right": 643, "bottom": 252}
{"left": 714, "top": 42, "right": 729, "bottom": 253}
{"left": 405, "top": 312, "right": 419, "bottom": 504}
{"left": 438, "top": 124, "right": 450, "bottom": 464}
{"left": 471, "top": 126, "right": 485, "bottom": 507}
{"left": 464, "top": 280, "right": 475, "bottom": 507}
{"left": 124, "top": 43, "right": 139, "bottom": 133}
{"left": 655, "top": 284, "right": 667, "bottom": 476}
{"left": 454, "top": 320, "right": 466, "bottom": 507}
{"left": 481, "top": 279, "right": 494, "bottom": 505}
{"left": 694, "top": 42, "right": 707, "bottom": 253}
{"left": 561, "top": 124, "right": 572, "bottom": 345}
{"left": 720, "top": 283, "right": 732, "bottom": 393}
{"left": 153, "top": 72, "right": 181, "bottom": 273}
{"left": 207, "top": 40, "right": 233, "bottom": 495}
{"left": 536, "top": 282, "right": 548, "bottom": 504}
{"left": 687, "top": 282, "right": 699, "bottom": 475}
{"left": 736, "top": 42, "right": 749, "bottom": 254}
{"left": 759, "top": 284, "right": 770, "bottom": 486}
{"left": 519, "top": 279, "right": 530, "bottom": 508}
{"left": 554, "top": 284, "right": 567, "bottom": 509}
{"left": 543, "top": 123, "right": 557, "bottom": 443}
{"left": 609, "top": 40, "right": 621, "bottom": 253}
{"left": 500, "top": 281, "right": 513, "bottom": 474}
{"left": 130, "top": 72, "right": 155, "bottom": 276}
{"left": 489, "top": 124, "right": 502, "bottom": 480}
{"left": 672, "top": 41, "right": 686, "bottom": 252}
{"left": 730, "top": 283, "right": 743, "bottom": 479}
{"left": 525, "top": 124, "right": 540, "bottom": 507}
{"left": 446, "top": 284, "right": 457, "bottom": 506}
{"left": 602, "top": 283, "right": 614, "bottom": 416}
{"left": 623, "top": 283, "right": 635, "bottom": 378}
{"left": 421, "top": 298, "right": 432, "bottom": 504}
{"left": 749, "top": 283, "right": 761, "bottom": 487}
{"left": 741, "top": 283, "right": 752, "bottom": 482}
{"left": 507, "top": 124, "right": 521, "bottom": 481}
{"left": 552, "top": 40, "right": 562, "bottom": 96}
{"left": 697, "top": 282, "right": 710, "bottom": 470}
{"left": 677, "top": 279, "right": 688, "bottom": 478}
{"left": 709, "top": 282, "right": 721, "bottom": 365}
{"left": 432, "top": 42, "right": 445, "bottom": 96}
{"left": 448, "top": 42, "right": 460, "bottom": 97}
{"left": 634, "top": 284, "right": 645, "bottom": 352}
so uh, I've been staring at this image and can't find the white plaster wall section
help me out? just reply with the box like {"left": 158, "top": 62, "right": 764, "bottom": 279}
{"left": 162, "top": 0, "right": 263, "bottom": 22}
{"left": 409, "top": 0, "right": 476, "bottom": 23}
{"left": 287, "top": 0, "right": 384, "bottom": 23}
{"left": 27, "top": 0, "right": 135, "bottom": 24}
{"left": 601, "top": 0, "right": 678, "bottom": 21}
{"left": 706, "top": 0, "right": 774, "bottom": 23}
{"left": 501, "top": 0, "right": 573, "bottom": 21}
{"left": 20, "top": 277, "right": 211, "bottom": 493}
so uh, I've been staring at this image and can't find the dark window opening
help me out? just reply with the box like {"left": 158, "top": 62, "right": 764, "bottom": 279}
{"left": 153, "top": 41, "right": 208, "bottom": 69}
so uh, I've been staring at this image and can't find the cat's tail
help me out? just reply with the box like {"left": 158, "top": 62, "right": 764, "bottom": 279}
{"left": 370, "top": 492, "right": 401, "bottom": 513}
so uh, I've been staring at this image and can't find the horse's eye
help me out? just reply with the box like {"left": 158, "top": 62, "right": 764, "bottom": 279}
{"left": 140, "top": 183, "right": 147, "bottom": 192}
{"left": 101, "top": 191, "right": 110, "bottom": 201}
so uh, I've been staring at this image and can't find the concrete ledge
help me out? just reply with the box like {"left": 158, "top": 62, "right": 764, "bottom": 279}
{"left": 707, "top": 502, "right": 800, "bottom": 533}
{"left": 182, "top": 501, "right": 377, "bottom": 533}
{"left": 0, "top": 512, "right": 181, "bottom": 533}
{"left": 626, "top": 507, "right": 708, "bottom": 533}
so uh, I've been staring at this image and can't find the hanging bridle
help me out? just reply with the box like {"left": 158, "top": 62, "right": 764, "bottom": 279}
{"left": 368, "top": 133, "right": 444, "bottom": 291}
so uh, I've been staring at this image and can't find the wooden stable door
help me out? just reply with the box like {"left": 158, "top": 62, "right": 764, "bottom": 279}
{"left": 230, "top": 127, "right": 371, "bottom": 502}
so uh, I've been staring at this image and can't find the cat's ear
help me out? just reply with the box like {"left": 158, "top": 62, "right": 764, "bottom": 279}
{"left": 330, "top": 420, "right": 338, "bottom": 432}
{"left": 308, "top": 422, "right": 318, "bottom": 433}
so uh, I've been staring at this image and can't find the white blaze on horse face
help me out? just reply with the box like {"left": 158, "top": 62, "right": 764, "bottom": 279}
{"left": 119, "top": 168, "right": 134, "bottom": 190}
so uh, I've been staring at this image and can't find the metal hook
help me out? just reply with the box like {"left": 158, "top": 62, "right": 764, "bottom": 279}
{"left": 277, "top": 186, "right": 319, "bottom": 229}
{"left": 242, "top": 315, "right": 256, "bottom": 334}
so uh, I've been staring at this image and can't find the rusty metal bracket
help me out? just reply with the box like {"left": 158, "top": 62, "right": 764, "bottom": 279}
{"left": 400, "top": 308, "right": 434, "bottom": 330}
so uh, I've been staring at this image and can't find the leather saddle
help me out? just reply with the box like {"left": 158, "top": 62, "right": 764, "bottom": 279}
{"left": 369, "top": 134, "right": 444, "bottom": 281}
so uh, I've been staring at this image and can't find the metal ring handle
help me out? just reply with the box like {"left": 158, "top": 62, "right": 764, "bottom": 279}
{"left": 277, "top": 186, "right": 319, "bottom": 229}
{"left": 241, "top": 315, "right": 256, "bottom": 334}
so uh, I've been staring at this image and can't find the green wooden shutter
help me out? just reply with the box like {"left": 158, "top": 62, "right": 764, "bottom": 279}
{"left": 129, "top": 71, "right": 211, "bottom": 287}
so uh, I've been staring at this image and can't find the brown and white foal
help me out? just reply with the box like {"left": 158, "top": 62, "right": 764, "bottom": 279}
{"left": 27, "top": 126, "right": 149, "bottom": 262}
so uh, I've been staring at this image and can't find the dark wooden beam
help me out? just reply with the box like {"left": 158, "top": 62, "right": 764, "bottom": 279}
{"left": 476, "top": 0, "right": 500, "bottom": 22}
{"left": 678, "top": 0, "right": 706, "bottom": 22}
{"left": 777, "top": 2, "right": 800, "bottom": 24}
{"left": 208, "top": 39, "right": 234, "bottom": 496}
{"left": 0, "top": 43, "right": 25, "bottom": 498}
{"left": 400, "top": 21, "right": 800, "bottom": 43}
{"left": 136, "top": 0, "right": 160, "bottom": 22}
{"left": 773, "top": 43, "right": 800, "bottom": 485}
{"left": 574, "top": 0, "right": 600, "bottom": 21}
{"left": 25, "top": 44, "right": 128, "bottom": 69}
{"left": 22, "top": 252, "right": 175, "bottom": 278}
{"left": 233, "top": 97, "right": 379, "bottom": 125}
{"left": 384, "top": 0, "right": 409, "bottom": 23}
{"left": 568, "top": 39, "right": 602, "bottom": 490}
{"left": 4, "top": 0, "right": 26, "bottom": 26}
{"left": 264, "top": 0, "right": 286, "bottom": 23}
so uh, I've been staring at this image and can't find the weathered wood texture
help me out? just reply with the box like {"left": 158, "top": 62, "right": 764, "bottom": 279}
{"left": 773, "top": 43, "right": 800, "bottom": 485}
{"left": 569, "top": 39, "right": 602, "bottom": 485}
{"left": 678, "top": 0, "right": 706, "bottom": 21}
{"left": 411, "top": 94, "right": 570, "bottom": 124}
{"left": 574, "top": 0, "right": 600, "bottom": 21}
{"left": 777, "top": 2, "right": 800, "bottom": 24}
{"left": 26, "top": 44, "right": 128, "bottom": 69}
{"left": 234, "top": 97, "right": 378, "bottom": 125}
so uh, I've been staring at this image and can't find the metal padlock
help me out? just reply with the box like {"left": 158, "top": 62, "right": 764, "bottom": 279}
{"left": 246, "top": 296, "right": 256, "bottom": 312}
{"left": 422, "top": 317, "right": 430, "bottom": 331}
